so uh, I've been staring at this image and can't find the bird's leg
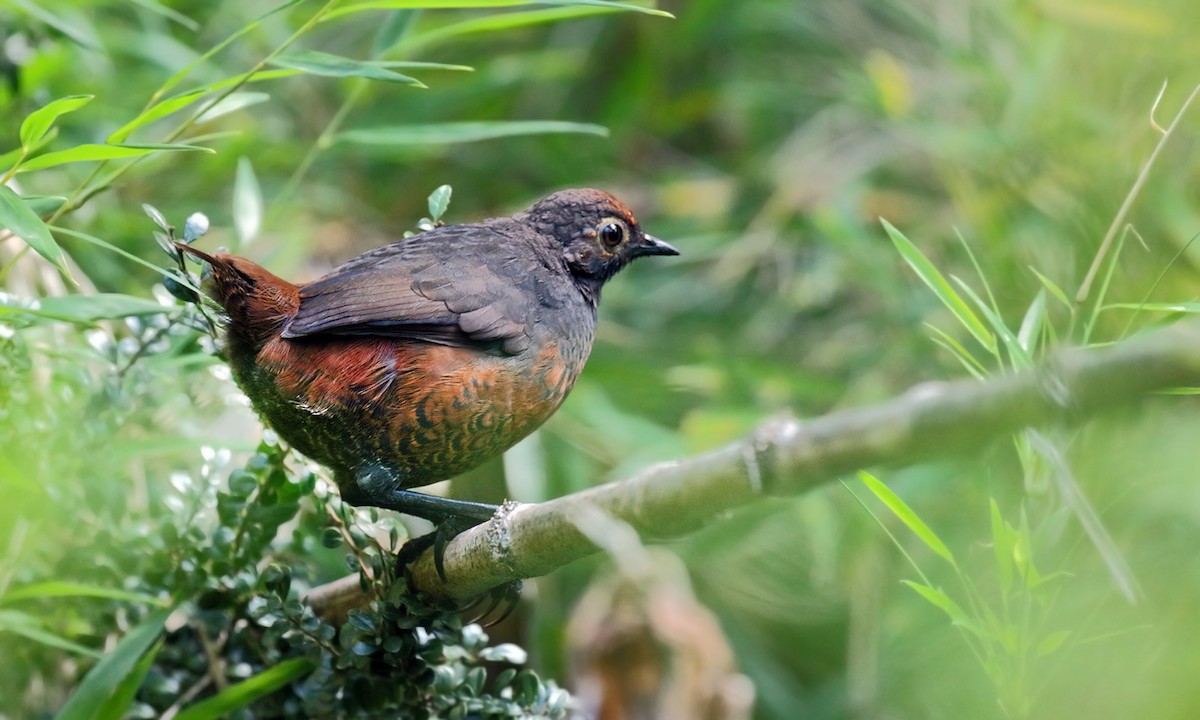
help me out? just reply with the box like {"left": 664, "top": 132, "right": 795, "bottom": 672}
{"left": 347, "top": 466, "right": 499, "bottom": 581}
{"left": 386, "top": 490, "right": 497, "bottom": 581}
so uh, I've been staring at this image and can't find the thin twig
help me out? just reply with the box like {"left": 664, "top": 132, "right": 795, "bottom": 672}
{"left": 1073, "top": 81, "right": 1200, "bottom": 337}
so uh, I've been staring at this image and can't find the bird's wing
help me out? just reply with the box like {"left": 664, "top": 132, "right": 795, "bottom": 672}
{"left": 281, "top": 223, "right": 562, "bottom": 355}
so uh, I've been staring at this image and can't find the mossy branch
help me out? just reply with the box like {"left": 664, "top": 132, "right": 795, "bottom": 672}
{"left": 305, "top": 321, "right": 1200, "bottom": 616}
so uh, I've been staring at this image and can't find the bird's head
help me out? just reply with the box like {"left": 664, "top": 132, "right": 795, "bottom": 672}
{"left": 519, "top": 188, "right": 679, "bottom": 302}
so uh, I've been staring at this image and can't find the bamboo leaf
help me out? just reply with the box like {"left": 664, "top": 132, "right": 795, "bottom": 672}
{"left": 173, "top": 658, "right": 313, "bottom": 720}
{"left": 398, "top": 5, "right": 647, "bottom": 50}
{"left": 336, "top": 120, "right": 608, "bottom": 146}
{"left": 233, "top": 157, "right": 263, "bottom": 245}
{"left": 34, "top": 294, "right": 169, "bottom": 323}
{"left": 1016, "top": 289, "right": 1047, "bottom": 355}
{"left": 1103, "top": 302, "right": 1200, "bottom": 313}
{"left": 1029, "top": 266, "right": 1072, "bottom": 309}
{"left": 195, "top": 91, "right": 271, "bottom": 124}
{"left": 2, "top": 581, "right": 166, "bottom": 605}
{"left": 18, "top": 143, "right": 214, "bottom": 173}
{"left": 270, "top": 49, "right": 425, "bottom": 86}
{"left": 882, "top": 218, "right": 996, "bottom": 354}
{"left": 53, "top": 607, "right": 171, "bottom": 720}
{"left": 990, "top": 499, "right": 1014, "bottom": 596}
{"left": 108, "top": 70, "right": 296, "bottom": 143}
{"left": 327, "top": 0, "right": 674, "bottom": 22}
{"left": 1036, "top": 630, "right": 1071, "bottom": 657}
{"left": 859, "top": 471, "right": 956, "bottom": 566}
{"left": 19, "top": 95, "right": 94, "bottom": 148}
{"left": 0, "top": 609, "right": 101, "bottom": 658}
{"left": 952, "top": 275, "right": 1031, "bottom": 368}
{"left": 95, "top": 640, "right": 162, "bottom": 720}
{"left": 0, "top": 185, "right": 69, "bottom": 276}
{"left": 900, "top": 581, "right": 982, "bottom": 637}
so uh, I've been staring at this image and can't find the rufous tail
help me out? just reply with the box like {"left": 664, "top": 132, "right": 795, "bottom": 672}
{"left": 176, "top": 242, "right": 300, "bottom": 352}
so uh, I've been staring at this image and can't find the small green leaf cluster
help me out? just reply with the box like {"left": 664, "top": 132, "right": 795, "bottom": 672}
{"left": 100, "top": 440, "right": 573, "bottom": 719}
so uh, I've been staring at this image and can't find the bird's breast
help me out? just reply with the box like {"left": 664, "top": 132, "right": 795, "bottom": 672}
{"left": 244, "top": 311, "right": 594, "bottom": 482}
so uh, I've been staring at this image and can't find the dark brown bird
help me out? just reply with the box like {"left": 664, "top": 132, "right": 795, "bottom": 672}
{"left": 178, "top": 189, "right": 677, "bottom": 573}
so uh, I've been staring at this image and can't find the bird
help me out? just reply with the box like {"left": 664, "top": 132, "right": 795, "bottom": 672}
{"left": 177, "top": 188, "right": 678, "bottom": 578}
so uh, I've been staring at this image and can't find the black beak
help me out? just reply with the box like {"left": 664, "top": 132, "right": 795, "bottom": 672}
{"left": 632, "top": 233, "right": 680, "bottom": 258}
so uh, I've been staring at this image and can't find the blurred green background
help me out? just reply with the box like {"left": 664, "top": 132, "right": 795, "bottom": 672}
{"left": 4, "top": 0, "right": 1200, "bottom": 717}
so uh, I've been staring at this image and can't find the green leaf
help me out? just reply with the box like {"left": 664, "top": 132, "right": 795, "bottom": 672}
{"left": 327, "top": 0, "right": 674, "bottom": 22}
{"left": 1016, "top": 288, "right": 1047, "bottom": 355}
{"left": 337, "top": 120, "right": 608, "bottom": 146}
{"left": 108, "top": 70, "right": 296, "bottom": 143}
{"left": 54, "top": 607, "right": 171, "bottom": 720}
{"left": 0, "top": 185, "right": 69, "bottom": 276}
{"left": 882, "top": 218, "right": 996, "bottom": 354}
{"left": 173, "top": 658, "right": 313, "bottom": 720}
{"left": 96, "top": 640, "right": 162, "bottom": 720}
{"left": 271, "top": 50, "right": 425, "bottom": 86}
{"left": 233, "top": 157, "right": 263, "bottom": 244}
{"left": 22, "top": 195, "right": 67, "bottom": 216}
{"left": 0, "top": 609, "right": 102, "bottom": 658}
{"left": 9, "top": 0, "right": 101, "bottom": 51}
{"left": 1103, "top": 301, "right": 1200, "bottom": 313}
{"left": 924, "top": 322, "right": 988, "bottom": 379}
{"left": 952, "top": 276, "right": 1031, "bottom": 368}
{"left": 900, "top": 581, "right": 972, "bottom": 627}
{"left": 990, "top": 499, "right": 1014, "bottom": 596}
{"left": 18, "top": 143, "right": 214, "bottom": 173}
{"left": 372, "top": 9, "right": 419, "bottom": 56}
{"left": 397, "top": 5, "right": 648, "bottom": 51}
{"left": 2, "top": 581, "right": 166, "bottom": 606}
{"left": 196, "top": 91, "right": 272, "bottom": 124}
{"left": 126, "top": 0, "right": 199, "bottom": 29}
{"left": 1036, "top": 630, "right": 1071, "bottom": 657}
{"left": 50, "top": 226, "right": 175, "bottom": 277}
{"left": 859, "top": 471, "right": 956, "bottom": 566}
{"left": 32, "top": 294, "right": 167, "bottom": 324}
{"left": 1029, "top": 266, "right": 1072, "bottom": 310}
{"left": 19, "top": 95, "right": 94, "bottom": 148}
{"left": 428, "top": 184, "right": 452, "bottom": 221}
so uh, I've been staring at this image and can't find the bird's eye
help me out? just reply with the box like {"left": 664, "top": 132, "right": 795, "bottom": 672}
{"left": 598, "top": 221, "right": 626, "bottom": 249}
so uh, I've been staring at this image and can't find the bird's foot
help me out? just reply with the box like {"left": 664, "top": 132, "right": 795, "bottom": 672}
{"left": 393, "top": 508, "right": 492, "bottom": 583}
{"left": 393, "top": 518, "right": 523, "bottom": 626}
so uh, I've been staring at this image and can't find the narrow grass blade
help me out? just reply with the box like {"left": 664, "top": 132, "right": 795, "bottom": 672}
{"left": 2, "top": 581, "right": 165, "bottom": 605}
{"left": 924, "top": 322, "right": 988, "bottom": 379}
{"left": 396, "top": 5, "right": 644, "bottom": 50}
{"left": 882, "top": 218, "right": 996, "bottom": 354}
{"left": 173, "top": 658, "right": 313, "bottom": 720}
{"left": 901, "top": 580, "right": 983, "bottom": 638}
{"left": 53, "top": 607, "right": 171, "bottom": 720}
{"left": 952, "top": 276, "right": 1030, "bottom": 368}
{"left": 989, "top": 499, "right": 1014, "bottom": 596}
{"left": 0, "top": 609, "right": 101, "bottom": 658}
{"left": 1029, "top": 267, "right": 1072, "bottom": 310}
{"left": 1016, "top": 289, "right": 1047, "bottom": 356}
{"left": 859, "top": 471, "right": 955, "bottom": 566}
{"left": 336, "top": 120, "right": 608, "bottom": 145}
{"left": 328, "top": 1, "right": 673, "bottom": 22}
{"left": 95, "top": 640, "right": 162, "bottom": 720}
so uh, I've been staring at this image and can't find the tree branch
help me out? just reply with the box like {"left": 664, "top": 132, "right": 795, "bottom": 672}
{"left": 305, "top": 321, "right": 1200, "bottom": 616}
